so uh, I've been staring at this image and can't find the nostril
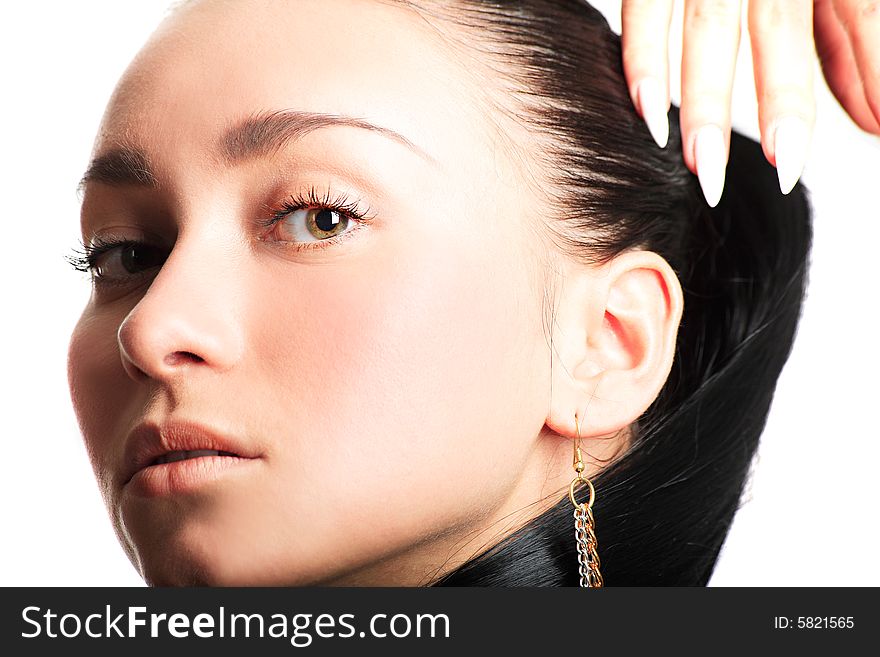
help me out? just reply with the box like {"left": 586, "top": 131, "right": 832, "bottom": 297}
{"left": 163, "top": 351, "right": 204, "bottom": 366}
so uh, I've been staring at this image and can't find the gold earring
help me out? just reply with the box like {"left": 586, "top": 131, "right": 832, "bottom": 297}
{"left": 569, "top": 410, "right": 604, "bottom": 587}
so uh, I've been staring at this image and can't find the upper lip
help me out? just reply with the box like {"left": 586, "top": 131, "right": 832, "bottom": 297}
{"left": 122, "top": 418, "right": 260, "bottom": 486}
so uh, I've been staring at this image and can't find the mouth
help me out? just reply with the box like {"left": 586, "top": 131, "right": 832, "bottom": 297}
{"left": 122, "top": 419, "right": 263, "bottom": 494}
{"left": 150, "top": 449, "right": 240, "bottom": 465}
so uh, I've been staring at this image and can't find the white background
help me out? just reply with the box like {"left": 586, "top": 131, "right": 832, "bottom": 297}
{"left": 0, "top": 1, "right": 877, "bottom": 586}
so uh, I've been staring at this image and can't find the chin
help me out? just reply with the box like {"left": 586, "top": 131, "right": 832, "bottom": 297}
{"left": 122, "top": 504, "right": 364, "bottom": 586}
{"left": 138, "top": 552, "right": 269, "bottom": 587}
{"left": 134, "top": 539, "right": 329, "bottom": 587}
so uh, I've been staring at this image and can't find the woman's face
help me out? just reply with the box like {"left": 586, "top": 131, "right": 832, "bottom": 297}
{"left": 68, "top": 0, "right": 563, "bottom": 586}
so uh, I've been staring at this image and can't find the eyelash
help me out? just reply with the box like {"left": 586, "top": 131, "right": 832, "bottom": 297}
{"left": 66, "top": 234, "right": 147, "bottom": 277}
{"left": 258, "top": 185, "right": 375, "bottom": 247}
{"left": 67, "top": 185, "right": 375, "bottom": 283}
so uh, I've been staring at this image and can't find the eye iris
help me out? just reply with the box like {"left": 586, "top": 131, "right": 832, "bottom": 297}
{"left": 309, "top": 208, "right": 346, "bottom": 238}
{"left": 120, "top": 244, "right": 164, "bottom": 274}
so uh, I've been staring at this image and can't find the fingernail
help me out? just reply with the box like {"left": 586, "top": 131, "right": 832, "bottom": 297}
{"left": 774, "top": 116, "right": 810, "bottom": 195}
{"left": 637, "top": 78, "right": 669, "bottom": 148}
{"left": 694, "top": 124, "right": 726, "bottom": 208}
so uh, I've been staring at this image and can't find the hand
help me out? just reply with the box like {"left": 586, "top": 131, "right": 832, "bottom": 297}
{"left": 621, "top": 0, "right": 880, "bottom": 207}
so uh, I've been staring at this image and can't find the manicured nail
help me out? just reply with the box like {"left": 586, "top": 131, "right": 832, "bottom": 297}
{"left": 774, "top": 116, "right": 810, "bottom": 195}
{"left": 694, "top": 124, "right": 726, "bottom": 208}
{"left": 637, "top": 78, "right": 669, "bottom": 148}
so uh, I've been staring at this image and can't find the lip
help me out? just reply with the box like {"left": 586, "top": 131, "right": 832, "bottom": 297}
{"left": 122, "top": 418, "right": 262, "bottom": 497}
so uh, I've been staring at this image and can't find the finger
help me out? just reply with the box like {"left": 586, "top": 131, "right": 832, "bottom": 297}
{"left": 815, "top": 0, "right": 880, "bottom": 133}
{"left": 681, "top": 0, "right": 744, "bottom": 207}
{"left": 749, "top": 0, "right": 815, "bottom": 194}
{"left": 621, "top": 0, "right": 675, "bottom": 148}
{"left": 828, "top": 0, "right": 880, "bottom": 133}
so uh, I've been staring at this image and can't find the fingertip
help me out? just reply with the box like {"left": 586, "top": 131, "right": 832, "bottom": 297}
{"left": 637, "top": 78, "right": 670, "bottom": 148}
{"left": 694, "top": 124, "right": 726, "bottom": 207}
{"left": 774, "top": 116, "right": 810, "bottom": 195}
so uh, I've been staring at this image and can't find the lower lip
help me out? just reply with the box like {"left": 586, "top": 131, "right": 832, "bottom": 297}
{"left": 126, "top": 455, "right": 259, "bottom": 497}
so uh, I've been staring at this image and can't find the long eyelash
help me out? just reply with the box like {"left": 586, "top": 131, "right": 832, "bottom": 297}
{"left": 65, "top": 234, "right": 141, "bottom": 274}
{"left": 259, "top": 185, "right": 376, "bottom": 239}
{"left": 66, "top": 185, "right": 373, "bottom": 275}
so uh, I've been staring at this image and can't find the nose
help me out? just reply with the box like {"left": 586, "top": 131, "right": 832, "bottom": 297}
{"left": 117, "top": 233, "right": 245, "bottom": 383}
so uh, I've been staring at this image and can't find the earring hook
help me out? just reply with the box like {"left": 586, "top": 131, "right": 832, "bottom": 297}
{"left": 573, "top": 411, "right": 585, "bottom": 476}
{"left": 569, "top": 410, "right": 595, "bottom": 508}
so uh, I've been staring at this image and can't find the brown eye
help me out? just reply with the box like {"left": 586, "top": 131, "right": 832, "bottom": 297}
{"left": 93, "top": 243, "right": 166, "bottom": 281}
{"left": 273, "top": 207, "right": 351, "bottom": 244}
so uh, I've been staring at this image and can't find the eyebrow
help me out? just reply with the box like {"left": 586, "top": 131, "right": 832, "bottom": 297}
{"left": 79, "top": 109, "right": 435, "bottom": 191}
{"left": 79, "top": 146, "right": 158, "bottom": 191}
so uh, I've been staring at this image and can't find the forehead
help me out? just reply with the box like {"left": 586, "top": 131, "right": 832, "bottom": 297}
{"left": 93, "top": 0, "right": 501, "bottom": 176}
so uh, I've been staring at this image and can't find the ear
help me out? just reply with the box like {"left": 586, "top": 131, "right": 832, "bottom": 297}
{"left": 544, "top": 249, "right": 684, "bottom": 441}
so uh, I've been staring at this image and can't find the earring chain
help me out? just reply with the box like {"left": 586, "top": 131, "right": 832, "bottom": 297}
{"left": 570, "top": 410, "right": 603, "bottom": 587}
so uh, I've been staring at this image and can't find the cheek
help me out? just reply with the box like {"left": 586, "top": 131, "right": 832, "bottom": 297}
{"left": 248, "top": 218, "right": 547, "bottom": 558}
{"left": 67, "top": 309, "right": 133, "bottom": 493}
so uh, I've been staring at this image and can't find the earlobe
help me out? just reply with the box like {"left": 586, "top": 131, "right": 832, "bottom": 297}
{"left": 545, "top": 250, "right": 683, "bottom": 441}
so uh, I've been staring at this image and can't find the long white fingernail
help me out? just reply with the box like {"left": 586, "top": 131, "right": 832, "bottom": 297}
{"left": 638, "top": 78, "right": 669, "bottom": 148}
{"left": 774, "top": 116, "right": 810, "bottom": 195}
{"left": 695, "top": 124, "right": 726, "bottom": 207}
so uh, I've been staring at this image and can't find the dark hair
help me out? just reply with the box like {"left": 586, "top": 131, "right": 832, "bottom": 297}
{"left": 405, "top": 0, "right": 813, "bottom": 586}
